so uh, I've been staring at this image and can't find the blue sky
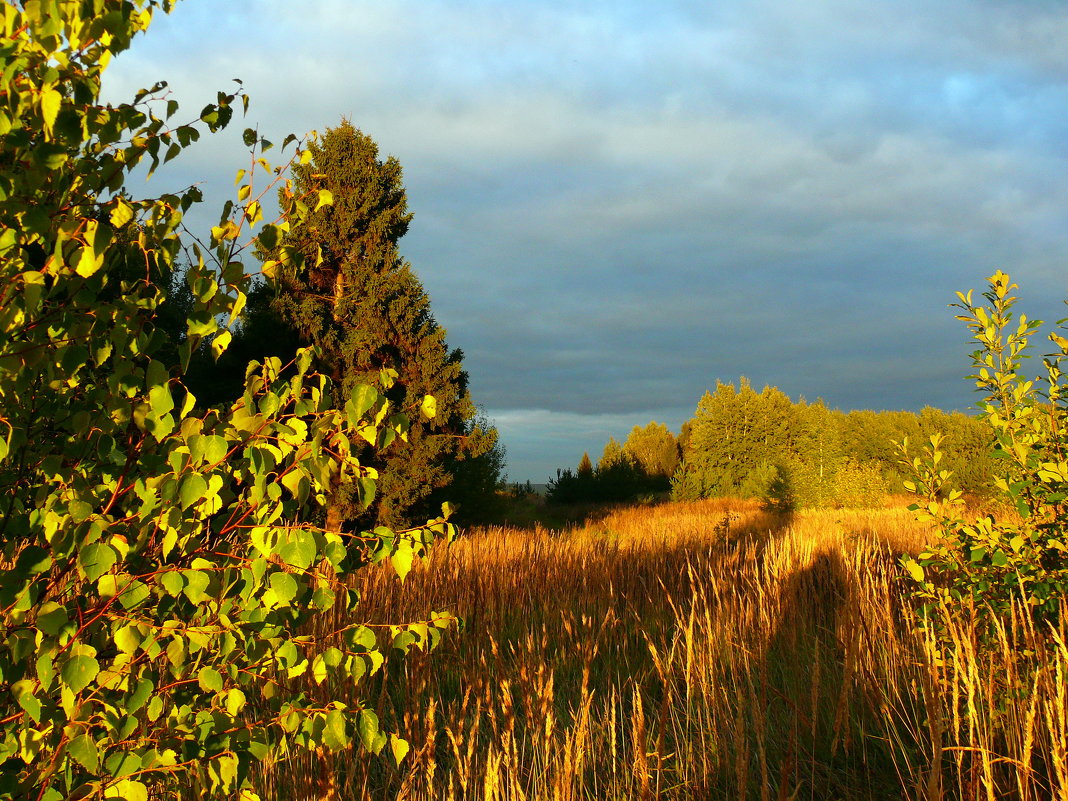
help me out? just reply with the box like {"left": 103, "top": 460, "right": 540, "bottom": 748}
{"left": 104, "top": 0, "right": 1068, "bottom": 482}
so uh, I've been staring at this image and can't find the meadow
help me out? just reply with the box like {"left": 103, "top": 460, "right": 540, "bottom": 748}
{"left": 258, "top": 498, "right": 1068, "bottom": 801}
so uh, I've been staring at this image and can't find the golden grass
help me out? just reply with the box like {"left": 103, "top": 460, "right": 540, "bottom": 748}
{"left": 257, "top": 499, "right": 1068, "bottom": 801}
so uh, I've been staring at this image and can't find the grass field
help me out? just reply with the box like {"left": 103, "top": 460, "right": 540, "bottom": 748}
{"left": 258, "top": 498, "right": 1068, "bottom": 800}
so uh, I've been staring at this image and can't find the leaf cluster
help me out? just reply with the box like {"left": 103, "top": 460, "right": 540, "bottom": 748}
{"left": 0, "top": 5, "right": 455, "bottom": 800}
{"left": 902, "top": 271, "right": 1068, "bottom": 632}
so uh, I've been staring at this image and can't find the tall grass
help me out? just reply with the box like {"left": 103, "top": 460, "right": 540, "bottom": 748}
{"left": 257, "top": 499, "right": 1067, "bottom": 800}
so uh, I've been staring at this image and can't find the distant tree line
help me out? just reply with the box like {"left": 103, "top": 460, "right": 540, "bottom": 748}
{"left": 547, "top": 422, "right": 678, "bottom": 503}
{"left": 549, "top": 378, "right": 996, "bottom": 510}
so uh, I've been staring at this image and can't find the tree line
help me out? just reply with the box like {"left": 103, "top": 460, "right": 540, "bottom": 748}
{"left": 549, "top": 378, "right": 996, "bottom": 509}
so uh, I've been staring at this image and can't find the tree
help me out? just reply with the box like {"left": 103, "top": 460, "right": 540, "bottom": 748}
{"left": 622, "top": 421, "right": 678, "bottom": 478}
{"left": 578, "top": 451, "right": 594, "bottom": 477}
{"left": 674, "top": 379, "right": 798, "bottom": 500}
{"left": 256, "top": 120, "right": 497, "bottom": 529}
{"left": 0, "top": 5, "right": 453, "bottom": 799}
{"left": 598, "top": 437, "right": 626, "bottom": 470}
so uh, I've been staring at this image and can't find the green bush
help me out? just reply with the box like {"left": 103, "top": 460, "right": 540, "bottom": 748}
{"left": 903, "top": 271, "right": 1068, "bottom": 631}
{"left": 0, "top": 4, "right": 453, "bottom": 799}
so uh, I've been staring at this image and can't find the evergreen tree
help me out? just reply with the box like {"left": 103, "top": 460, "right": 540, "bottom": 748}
{"left": 578, "top": 451, "right": 594, "bottom": 477}
{"left": 258, "top": 120, "right": 499, "bottom": 528}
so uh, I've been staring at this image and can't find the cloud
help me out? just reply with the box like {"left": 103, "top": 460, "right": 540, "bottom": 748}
{"left": 101, "top": 0, "right": 1068, "bottom": 480}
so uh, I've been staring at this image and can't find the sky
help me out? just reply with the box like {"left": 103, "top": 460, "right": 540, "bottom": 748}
{"left": 103, "top": 0, "right": 1068, "bottom": 482}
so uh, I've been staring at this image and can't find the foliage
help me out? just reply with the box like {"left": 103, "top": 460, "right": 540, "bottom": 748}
{"left": 832, "top": 458, "right": 888, "bottom": 509}
{"left": 902, "top": 271, "right": 1068, "bottom": 630}
{"left": 671, "top": 378, "right": 988, "bottom": 508}
{"left": 547, "top": 449, "right": 669, "bottom": 506}
{"left": 0, "top": 5, "right": 454, "bottom": 800}
{"left": 246, "top": 120, "right": 499, "bottom": 530}
{"left": 622, "top": 421, "right": 678, "bottom": 478}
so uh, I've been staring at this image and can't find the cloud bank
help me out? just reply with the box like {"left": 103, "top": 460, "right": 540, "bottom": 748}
{"left": 105, "top": 0, "right": 1068, "bottom": 480}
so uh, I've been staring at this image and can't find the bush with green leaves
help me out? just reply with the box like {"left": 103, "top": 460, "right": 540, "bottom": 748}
{"left": 0, "top": 3, "right": 454, "bottom": 799}
{"left": 902, "top": 271, "right": 1068, "bottom": 630}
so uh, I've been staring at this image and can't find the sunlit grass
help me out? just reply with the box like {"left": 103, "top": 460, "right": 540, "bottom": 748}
{"left": 257, "top": 498, "right": 1067, "bottom": 800}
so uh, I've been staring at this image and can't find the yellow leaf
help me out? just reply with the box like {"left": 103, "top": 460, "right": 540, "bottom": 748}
{"left": 420, "top": 395, "right": 437, "bottom": 420}
{"left": 109, "top": 199, "right": 134, "bottom": 228}
{"left": 40, "top": 86, "right": 61, "bottom": 137}
{"left": 904, "top": 559, "right": 925, "bottom": 583}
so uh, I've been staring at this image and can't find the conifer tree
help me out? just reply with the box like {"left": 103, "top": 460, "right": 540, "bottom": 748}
{"left": 578, "top": 451, "right": 594, "bottom": 477}
{"left": 260, "top": 120, "right": 498, "bottom": 528}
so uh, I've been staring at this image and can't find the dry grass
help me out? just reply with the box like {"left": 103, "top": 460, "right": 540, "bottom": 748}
{"left": 256, "top": 498, "right": 1068, "bottom": 801}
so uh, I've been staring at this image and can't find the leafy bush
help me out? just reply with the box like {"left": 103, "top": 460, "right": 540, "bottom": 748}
{"left": 0, "top": 4, "right": 453, "bottom": 799}
{"left": 902, "top": 272, "right": 1068, "bottom": 630}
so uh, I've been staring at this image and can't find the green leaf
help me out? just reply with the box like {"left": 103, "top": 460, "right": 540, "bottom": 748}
{"left": 160, "top": 571, "right": 184, "bottom": 597}
{"left": 311, "top": 654, "right": 329, "bottom": 685}
{"left": 268, "top": 572, "right": 297, "bottom": 605}
{"left": 315, "top": 188, "right": 333, "bottom": 211}
{"left": 347, "top": 385, "right": 378, "bottom": 424}
{"left": 420, "top": 394, "right": 437, "bottom": 420}
{"left": 40, "top": 86, "right": 62, "bottom": 136}
{"left": 903, "top": 558, "right": 925, "bottom": 584}
{"left": 179, "top": 473, "right": 207, "bottom": 509}
{"left": 110, "top": 199, "right": 134, "bottom": 228}
{"left": 322, "top": 709, "right": 348, "bottom": 751}
{"left": 357, "top": 708, "right": 380, "bottom": 753}
{"left": 350, "top": 626, "right": 376, "bottom": 650}
{"left": 67, "top": 734, "right": 99, "bottom": 773}
{"left": 79, "top": 542, "right": 117, "bottom": 583}
{"left": 224, "top": 688, "right": 246, "bottom": 716}
{"left": 127, "top": 679, "right": 153, "bottom": 713}
{"left": 69, "top": 500, "right": 92, "bottom": 522}
{"left": 182, "top": 569, "right": 211, "bottom": 603}
{"left": 62, "top": 655, "right": 99, "bottom": 694}
{"left": 279, "top": 530, "right": 316, "bottom": 571}
{"left": 14, "top": 682, "right": 41, "bottom": 723}
{"left": 36, "top": 602, "right": 69, "bottom": 637}
{"left": 103, "top": 779, "right": 147, "bottom": 801}
{"left": 202, "top": 435, "right": 229, "bottom": 463}
{"left": 198, "top": 666, "right": 223, "bottom": 693}
{"left": 391, "top": 542, "right": 414, "bottom": 581}
{"left": 114, "top": 624, "right": 141, "bottom": 654}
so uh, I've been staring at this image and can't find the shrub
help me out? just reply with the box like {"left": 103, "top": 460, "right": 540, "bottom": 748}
{"left": 902, "top": 272, "right": 1068, "bottom": 632}
{"left": 0, "top": 4, "right": 453, "bottom": 799}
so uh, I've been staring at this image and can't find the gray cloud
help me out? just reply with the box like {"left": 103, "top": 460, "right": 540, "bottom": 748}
{"left": 103, "top": 0, "right": 1068, "bottom": 480}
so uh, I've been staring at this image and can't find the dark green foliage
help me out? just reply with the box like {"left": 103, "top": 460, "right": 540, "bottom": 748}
{"left": 547, "top": 449, "right": 670, "bottom": 505}
{"left": 240, "top": 121, "right": 499, "bottom": 528}
{"left": 426, "top": 414, "right": 508, "bottom": 525}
